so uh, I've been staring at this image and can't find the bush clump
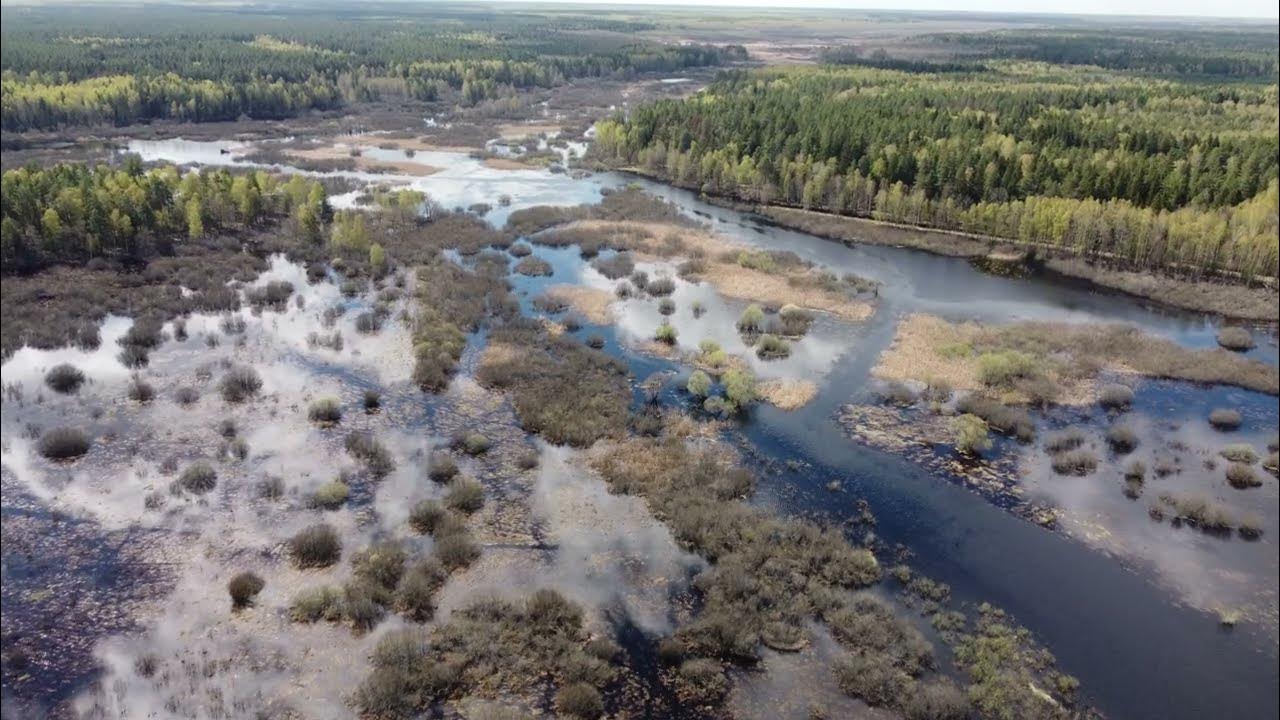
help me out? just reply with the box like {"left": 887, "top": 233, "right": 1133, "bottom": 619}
{"left": 955, "top": 395, "right": 1035, "bottom": 441}
{"left": 1098, "top": 384, "right": 1134, "bottom": 410}
{"left": 37, "top": 426, "right": 91, "bottom": 460}
{"left": 555, "top": 682, "right": 604, "bottom": 719}
{"left": 309, "top": 480, "right": 350, "bottom": 510}
{"left": 1225, "top": 463, "right": 1261, "bottom": 489}
{"left": 228, "top": 571, "right": 265, "bottom": 609}
{"left": 289, "top": 523, "right": 342, "bottom": 568}
{"left": 219, "top": 366, "right": 263, "bottom": 402}
{"left": 514, "top": 256, "right": 553, "bottom": 276}
{"left": 1105, "top": 425, "right": 1139, "bottom": 454}
{"left": 654, "top": 322, "right": 678, "bottom": 345}
{"left": 453, "top": 432, "right": 491, "bottom": 456}
{"left": 178, "top": 461, "right": 218, "bottom": 493}
{"left": 290, "top": 586, "right": 343, "bottom": 622}
{"left": 45, "top": 363, "right": 86, "bottom": 394}
{"left": 127, "top": 376, "right": 155, "bottom": 403}
{"left": 755, "top": 334, "right": 791, "bottom": 360}
{"left": 444, "top": 477, "right": 485, "bottom": 514}
{"left": 1208, "top": 408, "right": 1242, "bottom": 430}
{"left": 777, "top": 304, "right": 815, "bottom": 336}
{"left": 1216, "top": 327, "right": 1254, "bottom": 351}
{"left": 646, "top": 276, "right": 676, "bottom": 297}
{"left": 345, "top": 432, "right": 395, "bottom": 477}
{"left": 975, "top": 350, "right": 1038, "bottom": 387}
{"left": 736, "top": 304, "right": 765, "bottom": 335}
{"left": 396, "top": 558, "right": 448, "bottom": 622}
{"left": 1219, "top": 443, "right": 1259, "bottom": 464}
{"left": 308, "top": 397, "right": 343, "bottom": 425}
{"left": 952, "top": 413, "right": 991, "bottom": 455}
{"left": 592, "top": 253, "right": 634, "bottom": 280}
{"left": 435, "top": 532, "right": 481, "bottom": 570}
{"left": 1050, "top": 449, "right": 1098, "bottom": 476}
{"left": 408, "top": 499, "right": 452, "bottom": 535}
{"left": 686, "top": 370, "right": 712, "bottom": 398}
{"left": 1044, "top": 427, "right": 1086, "bottom": 453}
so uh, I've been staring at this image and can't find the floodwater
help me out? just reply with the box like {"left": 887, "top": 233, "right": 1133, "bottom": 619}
{"left": 1, "top": 135, "right": 1276, "bottom": 719}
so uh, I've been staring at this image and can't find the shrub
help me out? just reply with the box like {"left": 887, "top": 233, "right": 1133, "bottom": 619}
{"left": 454, "top": 432, "right": 491, "bottom": 456}
{"left": 309, "top": 480, "right": 350, "bottom": 510}
{"left": 880, "top": 381, "right": 916, "bottom": 407}
{"left": 220, "top": 314, "right": 247, "bottom": 335}
{"left": 1124, "top": 460, "right": 1146, "bottom": 481}
{"left": 674, "top": 659, "right": 729, "bottom": 706}
{"left": 127, "top": 376, "right": 155, "bottom": 403}
{"left": 508, "top": 243, "right": 533, "bottom": 258}
{"left": 445, "top": 477, "right": 485, "bottom": 514}
{"left": 975, "top": 350, "right": 1038, "bottom": 387}
{"left": 174, "top": 386, "right": 200, "bottom": 406}
{"left": 352, "top": 542, "right": 407, "bottom": 591}
{"left": 658, "top": 298, "right": 676, "bottom": 316}
{"left": 514, "top": 256, "right": 553, "bottom": 276}
{"left": 257, "top": 475, "right": 286, "bottom": 500}
{"left": 1050, "top": 449, "right": 1098, "bottom": 476}
{"left": 586, "top": 333, "right": 606, "bottom": 349}
{"left": 290, "top": 586, "right": 343, "bottom": 622}
{"left": 953, "top": 414, "right": 991, "bottom": 455}
{"left": 45, "top": 363, "right": 85, "bottom": 394}
{"left": 428, "top": 451, "right": 459, "bottom": 483}
{"left": 1158, "top": 493, "right": 1233, "bottom": 530}
{"left": 686, "top": 370, "right": 712, "bottom": 397}
{"left": 722, "top": 368, "right": 757, "bottom": 410}
{"left": 345, "top": 432, "right": 395, "bottom": 477}
{"left": 355, "top": 312, "right": 383, "bottom": 334}
{"left": 396, "top": 558, "right": 448, "bottom": 621}
{"left": 833, "top": 652, "right": 908, "bottom": 708}
{"left": 1225, "top": 463, "right": 1261, "bottom": 489}
{"left": 755, "top": 334, "right": 791, "bottom": 360}
{"left": 363, "top": 390, "right": 381, "bottom": 412}
{"left": 408, "top": 500, "right": 454, "bottom": 535}
{"left": 1219, "top": 443, "right": 1258, "bottom": 464}
{"left": 228, "top": 572, "right": 265, "bottom": 609}
{"left": 654, "top": 323, "right": 678, "bottom": 345}
{"left": 555, "top": 682, "right": 604, "bottom": 719}
{"left": 217, "top": 418, "right": 237, "bottom": 439}
{"left": 178, "top": 461, "right": 218, "bottom": 493}
{"left": 777, "top": 304, "right": 815, "bottom": 336}
{"left": 955, "top": 395, "right": 1035, "bottom": 441}
{"left": 37, "top": 427, "right": 91, "bottom": 460}
{"left": 219, "top": 366, "right": 263, "bottom": 403}
{"left": 736, "top": 304, "right": 765, "bottom": 334}
{"left": 435, "top": 532, "right": 480, "bottom": 570}
{"left": 1208, "top": 408, "right": 1242, "bottom": 430}
{"left": 903, "top": 679, "right": 971, "bottom": 720}
{"left": 646, "top": 276, "right": 676, "bottom": 297}
{"left": 592, "top": 253, "right": 634, "bottom": 279}
{"left": 1216, "top": 327, "right": 1254, "bottom": 351}
{"left": 1238, "top": 513, "right": 1264, "bottom": 539}
{"left": 308, "top": 397, "right": 343, "bottom": 425}
{"left": 1098, "top": 384, "right": 1134, "bottom": 410}
{"left": 1105, "top": 425, "right": 1139, "bottom": 454}
{"left": 289, "top": 523, "right": 342, "bottom": 568}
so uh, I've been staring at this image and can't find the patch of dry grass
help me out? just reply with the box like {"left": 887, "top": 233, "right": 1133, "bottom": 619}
{"left": 758, "top": 378, "right": 819, "bottom": 410}
{"left": 537, "top": 285, "right": 614, "bottom": 324}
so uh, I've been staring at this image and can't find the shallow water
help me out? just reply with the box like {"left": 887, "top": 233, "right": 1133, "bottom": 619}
{"left": 5, "top": 132, "right": 1273, "bottom": 719}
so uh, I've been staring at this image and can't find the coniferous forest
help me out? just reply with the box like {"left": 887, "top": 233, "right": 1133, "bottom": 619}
{"left": 593, "top": 60, "right": 1279, "bottom": 278}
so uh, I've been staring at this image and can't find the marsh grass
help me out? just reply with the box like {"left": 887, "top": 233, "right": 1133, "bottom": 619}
{"left": 1208, "top": 408, "right": 1242, "bottom": 430}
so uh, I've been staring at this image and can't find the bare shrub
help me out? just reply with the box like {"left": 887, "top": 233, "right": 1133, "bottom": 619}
{"left": 38, "top": 427, "right": 91, "bottom": 460}
{"left": 45, "top": 363, "right": 85, "bottom": 394}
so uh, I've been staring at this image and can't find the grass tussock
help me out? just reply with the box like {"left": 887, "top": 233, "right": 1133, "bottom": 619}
{"left": 1216, "top": 327, "right": 1255, "bottom": 351}
{"left": 178, "top": 461, "right": 217, "bottom": 493}
{"left": 955, "top": 395, "right": 1035, "bottom": 441}
{"left": 1105, "top": 425, "right": 1139, "bottom": 454}
{"left": 308, "top": 397, "right": 343, "bottom": 425}
{"left": 1208, "top": 408, "right": 1242, "bottom": 430}
{"left": 513, "top": 256, "right": 553, "bottom": 277}
{"left": 219, "top": 365, "right": 263, "bottom": 403}
{"left": 308, "top": 479, "right": 350, "bottom": 510}
{"left": 345, "top": 432, "right": 395, "bottom": 478}
{"left": 1050, "top": 448, "right": 1098, "bottom": 476}
{"left": 1225, "top": 463, "right": 1261, "bottom": 489}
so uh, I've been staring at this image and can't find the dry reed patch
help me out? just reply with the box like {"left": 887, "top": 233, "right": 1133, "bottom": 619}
{"left": 758, "top": 379, "right": 819, "bottom": 411}
{"left": 559, "top": 219, "right": 874, "bottom": 321}
{"left": 482, "top": 157, "right": 542, "bottom": 171}
{"left": 540, "top": 285, "right": 615, "bottom": 324}
{"left": 497, "top": 123, "right": 563, "bottom": 140}
{"left": 286, "top": 146, "right": 442, "bottom": 176}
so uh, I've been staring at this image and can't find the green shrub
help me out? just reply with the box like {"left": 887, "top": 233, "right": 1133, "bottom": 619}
{"left": 777, "top": 304, "right": 815, "bottom": 336}
{"left": 955, "top": 395, "right": 1034, "bottom": 441}
{"left": 674, "top": 658, "right": 729, "bottom": 706}
{"left": 975, "top": 350, "right": 1038, "bottom": 387}
{"left": 37, "top": 426, "right": 91, "bottom": 460}
{"left": 289, "top": 523, "right": 342, "bottom": 568}
{"left": 953, "top": 414, "right": 991, "bottom": 455}
{"left": 755, "top": 334, "right": 791, "bottom": 360}
{"left": 686, "top": 370, "right": 712, "bottom": 397}
{"left": 654, "top": 322, "right": 678, "bottom": 345}
{"left": 228, "top": 571, "right": 265, "bottom": 609}
{"left": 722, "top": 368, "right": 757, "bottom": 410}
{"left": 902, "top": 678, "right": 971, "bottom": 720}
{"left": 736, "top": 304, "right": 765, "bottom": 334}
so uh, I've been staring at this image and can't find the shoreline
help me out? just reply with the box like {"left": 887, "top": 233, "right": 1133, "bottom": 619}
{"left": 615, "top": 169, "right": 1280, "bottom": 322}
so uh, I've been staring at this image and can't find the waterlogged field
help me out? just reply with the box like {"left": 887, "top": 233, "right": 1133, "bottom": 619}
{"left": 2, "top": 124, "right": 1278, "bottom": 720}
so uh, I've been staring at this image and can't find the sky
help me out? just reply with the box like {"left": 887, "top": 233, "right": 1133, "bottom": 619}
{"left": 502, "top": 0, "right": 1278, "bottom": 20}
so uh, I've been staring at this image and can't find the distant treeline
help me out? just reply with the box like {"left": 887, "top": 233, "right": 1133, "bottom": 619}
{"left": 932, "top": 29, "right": 1278, "bottom": 80}
{"left": 0, "top": 5, "right": 745, "bottom": 131}
{"left": 593, "top": 65, "right": 1279, "bottom": 278}
{"left": 1, "top": 159, "right": 330, "bottom": 271}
